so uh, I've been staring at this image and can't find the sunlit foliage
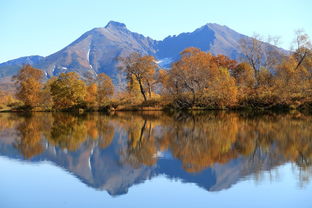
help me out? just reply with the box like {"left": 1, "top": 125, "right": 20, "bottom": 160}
{"left": 50, "top": 72, "right": 87, "bottom": 110}
{"left": 13, "top": 65, "right": 44, "bottom": 108}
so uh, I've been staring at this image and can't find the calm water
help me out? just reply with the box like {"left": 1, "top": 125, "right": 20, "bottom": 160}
{"left": 0, "top": 111, "right": 311, "bottom": 208}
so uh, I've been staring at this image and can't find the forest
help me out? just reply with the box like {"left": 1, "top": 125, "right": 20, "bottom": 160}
{"left": 0, "top": 30, "right": 311, "bottom": 112}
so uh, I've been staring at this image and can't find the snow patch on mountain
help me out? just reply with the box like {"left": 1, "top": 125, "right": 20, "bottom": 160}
{"left": 157, "top": 58, "right": 173, "bottom": 68}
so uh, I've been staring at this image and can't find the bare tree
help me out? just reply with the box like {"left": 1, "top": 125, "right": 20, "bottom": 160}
{"left": 292, "top": 29, "right": 312, "bottom": 70}
{"left": 240, "top": 33, "right": 283, "bottom": 81}
{"left": 240, "top": 34, "right": 264, "bottom": 78}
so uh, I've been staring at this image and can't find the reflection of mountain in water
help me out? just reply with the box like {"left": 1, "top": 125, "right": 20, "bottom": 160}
{"left": 0, "top": 112, "right": 311, "bottom": 196}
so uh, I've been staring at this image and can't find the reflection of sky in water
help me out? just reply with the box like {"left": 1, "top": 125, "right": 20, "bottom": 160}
{"left": 0, "top": 112, "right": 312, "bottom": 207}
{"left": 0, "top": 157, "right": 311, "bottom": 208}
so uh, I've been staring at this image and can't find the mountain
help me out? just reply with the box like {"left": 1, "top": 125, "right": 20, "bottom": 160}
{"left": 36, "top": 21, "right": 157, "bottom": 78}
{"left": 0, "top": 20, "right": 281, "bottom": 82}
{"left": 156, "top": 23, "right": 246, "bottom": 61}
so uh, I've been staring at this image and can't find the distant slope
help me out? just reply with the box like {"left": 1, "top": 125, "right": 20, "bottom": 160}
{"left": 0, "top": 55, "right": 44, "bottom": 78}
{"left": 0, "top": 21, "right": 286, "bottom": 82}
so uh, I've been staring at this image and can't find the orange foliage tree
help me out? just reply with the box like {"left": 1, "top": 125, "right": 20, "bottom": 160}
{"left": 13, "top": 65, "right": 44, "bottom": 108}
{"left": 163, "top": 47, "right": 237, "bottom": 108}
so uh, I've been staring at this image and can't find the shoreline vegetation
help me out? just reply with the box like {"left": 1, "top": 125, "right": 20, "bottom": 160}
{"left": 0, "top": 31, "right": 311, "bottom": 113}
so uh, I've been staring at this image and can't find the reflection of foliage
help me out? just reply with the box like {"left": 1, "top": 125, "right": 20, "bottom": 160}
{"left": 14, "top": 113, "right": 52, "bottom": 159}
{"left": 4, "top": 111, "right": 312, "bottom": 185}
{"left": 96, "top": 115, "right": 115, "bottom": 149}
{"left": 0, "top": 114, "right": 20, "bottom": 130}
{"left": 116, "top": 111, "right": 312, "bottom": 183}
{"left": 123, "top": 120, "right": 157, "bottom": 168}
{"left": 48, "top": 114, "right": 88, "bottom": 151}
{"left": 162, "top": 113, "right": 238, "bottom": 172}
{"left": 9, "top": 113, "right": 116, "bottom": 158}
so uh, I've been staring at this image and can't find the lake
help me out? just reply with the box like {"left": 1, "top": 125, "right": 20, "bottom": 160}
{"left": 0, "top": 111, "right": 311, "bottom": 208}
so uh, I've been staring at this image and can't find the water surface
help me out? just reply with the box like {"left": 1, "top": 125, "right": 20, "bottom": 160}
{"left": 0, "top": 112, "right": 311, "bottom": 207}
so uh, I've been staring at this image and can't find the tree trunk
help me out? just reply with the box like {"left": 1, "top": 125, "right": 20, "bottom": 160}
{"left": 295, "top": 51, "right": 307, "bottom": 70}
{"left": 138, "top": 79, "right": 147, "bottom": 101}
{"left": 147, "top": 82, "right": 152, "bottom": 98}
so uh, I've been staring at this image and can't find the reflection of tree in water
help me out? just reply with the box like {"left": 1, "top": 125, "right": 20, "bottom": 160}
{"left": 48, "top": 113, "right": 89, "bottom": 151}
{"left": 117, "top": 112, "right": 312, "bottom": 185}
{"left": 234, "top": 114, "right": 312, "bottom": 179}
{"left": 0, "top": 113, "right": 20, "bottom": 130}
{"left": 14, "top": 113, "right": 53, "bottom": 159}
{"left": 121, "top": 118, "right": 157, "bottom": 168}
{"left": 96, "top": 115, "right": 115, "bottom": 149}
{"left": 159, "top": 113, "right": 239, "bottom": 172}
{"left": 7, "top": 111, "right": 312, "bottom": 184}
{"left": 296, "top": 166, "right": 312, "bottom": 188}
{"left": 11, "top": 113, "right": 115, "bottom": 157}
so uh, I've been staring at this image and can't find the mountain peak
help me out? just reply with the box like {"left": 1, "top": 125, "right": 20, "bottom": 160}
{"left": 0, "top": 21, "right": 286, "bottom": 81}
{"left": 105, "top": 21, "right": 127, "bottom": 29}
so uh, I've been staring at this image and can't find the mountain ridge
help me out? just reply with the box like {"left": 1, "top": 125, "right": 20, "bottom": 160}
{"left": 0, "top": 21, "right": 283, "bottom": 81}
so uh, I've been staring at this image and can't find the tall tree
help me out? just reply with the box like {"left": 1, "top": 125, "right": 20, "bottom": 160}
{"left": 13, "top": 65, "right": 44, "bottom": 108}
{"left": 119, "top": 53, "right": 157, "bottom": 101}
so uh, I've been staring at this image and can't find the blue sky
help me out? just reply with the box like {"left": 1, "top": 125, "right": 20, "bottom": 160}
{"left": 0, "top": 0, "right": 311, "bottom": 63}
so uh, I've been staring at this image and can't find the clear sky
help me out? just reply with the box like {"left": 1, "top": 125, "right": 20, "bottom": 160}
{"left": 0, "top": 0, "right": 311, "bottom": 63}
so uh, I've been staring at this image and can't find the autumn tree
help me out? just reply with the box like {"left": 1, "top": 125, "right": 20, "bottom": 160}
{"left": 273, "top": 31, "right": 312, "bottom": 105}
{"left": 126, "top": 74, "right": 142, "bottom": 101}
{"left": 85, "top": 83, "right": 98, "bottom": 108}
{"left": 254, "top": 67, "right": 276, "bottom": 105}
{"left": 231, "top": 62, "right": 256, "bottom": 103}
{"left": 13, "top": 65, "right": 44, "bottom": 108}
{"left": 119, "top": 53, "right": 157, "bottom": 101}
{"left": 41, "top": 77, "right": 57, "bottom": 110}
{"left": 96, "top": 73, "right": 114, "bottom": 106}
{"left": 50, "top": 72, "right": 87, "bottom": 110}
{"left": 275, "top": 56, "right": 311, "bottom": 105}
{"left": 167, "top": 48, "right": 212, "bottom": 107}
{"left": 0, "top": 90, "right": 17, "bottom": 108}
{"left": 164, "top": 47, "right": 237, "bottom": 108}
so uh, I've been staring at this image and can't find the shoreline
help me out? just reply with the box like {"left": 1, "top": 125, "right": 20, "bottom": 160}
{"left": 1, "top": 104, "right": 311, "bottom": 114}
